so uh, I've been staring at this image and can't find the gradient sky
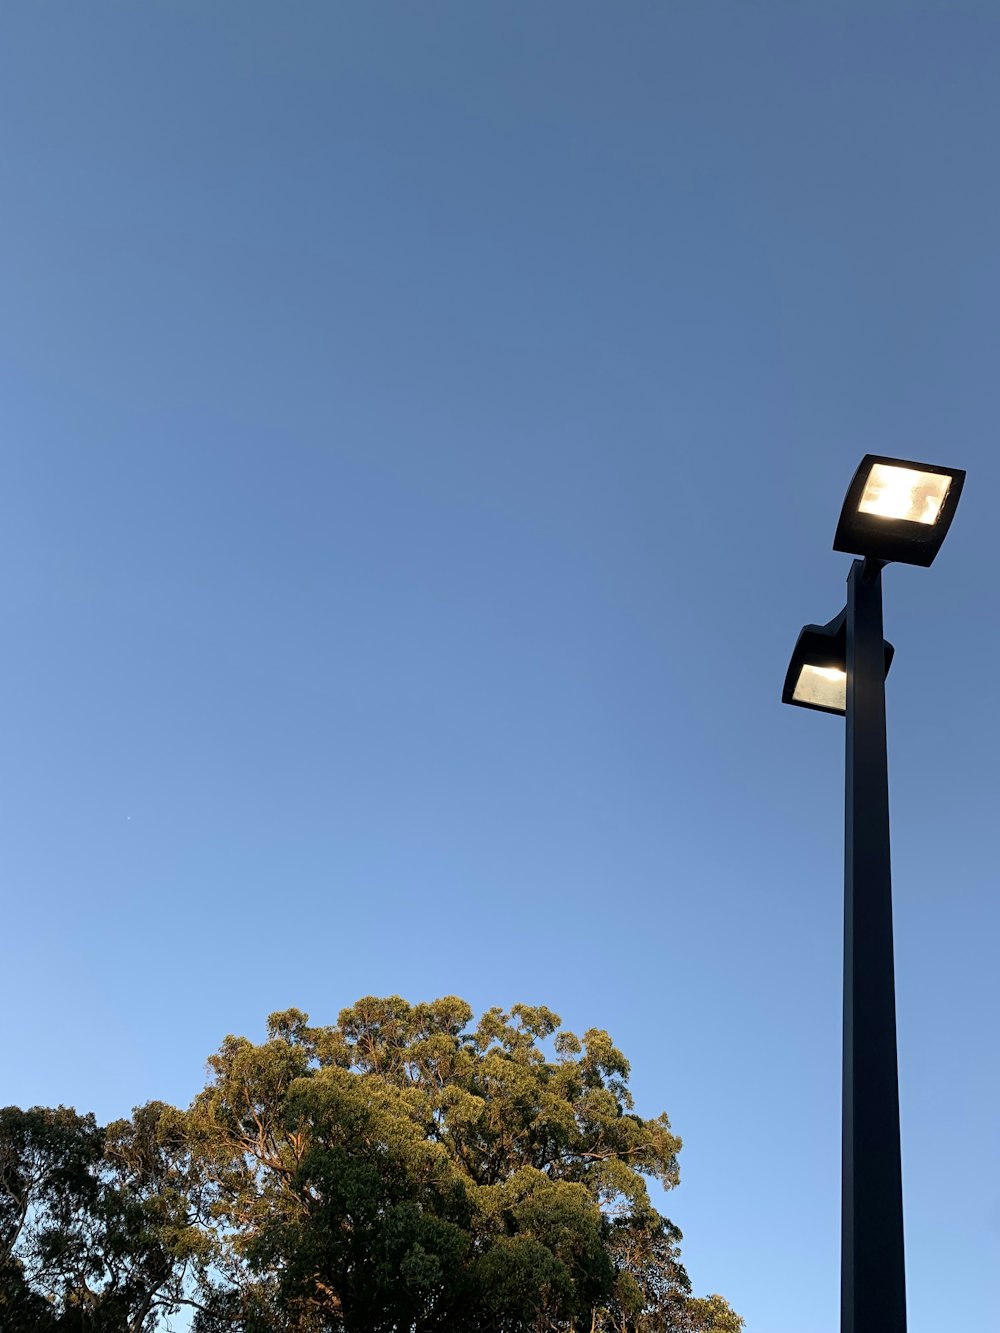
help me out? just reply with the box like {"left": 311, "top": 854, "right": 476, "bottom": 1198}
{"left": 2, "top": 5, "right": 998, "bottom": 1330}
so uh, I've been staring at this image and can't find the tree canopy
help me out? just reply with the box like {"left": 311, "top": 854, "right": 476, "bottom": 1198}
{"left": 1, "top": 997, "right": 741, "bottom": 1333}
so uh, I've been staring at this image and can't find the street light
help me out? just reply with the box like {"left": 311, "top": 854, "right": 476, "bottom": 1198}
{"left": 783, "top": 454, "right": 965, "bottom": 1333}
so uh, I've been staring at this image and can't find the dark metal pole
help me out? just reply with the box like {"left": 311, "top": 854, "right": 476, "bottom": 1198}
{"left": 842, "top": 557, "right": 907, "bottom": 1333}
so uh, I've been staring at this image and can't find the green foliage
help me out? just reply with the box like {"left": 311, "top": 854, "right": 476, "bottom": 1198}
{"left": 2, "top": 997, "right": 742, "bottom": 1333}
{"left": 0, "top": 1101, "right": 211, "bottom": 1331}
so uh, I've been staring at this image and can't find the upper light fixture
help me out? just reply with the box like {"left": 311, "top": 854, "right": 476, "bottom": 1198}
{"left": 833, "top": 454, "right": 966, "bottom": 567}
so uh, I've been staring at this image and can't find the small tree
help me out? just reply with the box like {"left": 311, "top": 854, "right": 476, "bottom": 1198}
{"left": 0, "top": 1103, "right": 210, "bottom": 1331}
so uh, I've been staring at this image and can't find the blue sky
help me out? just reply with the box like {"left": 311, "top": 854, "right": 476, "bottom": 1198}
{"left": 2, "top": 4, "right": 998, "bottom": 1329}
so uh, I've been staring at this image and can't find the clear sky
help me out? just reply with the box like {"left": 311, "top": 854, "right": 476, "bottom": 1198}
{"left": 2, "top": 4, "right": 998, "bottom": 1330}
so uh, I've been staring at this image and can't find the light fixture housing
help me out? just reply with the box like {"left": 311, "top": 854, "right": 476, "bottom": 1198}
{"left": 833, "top": 454, "right": 965, "bottom": 567}
{"left": 782, "top": 609, "right": 894, "bottom": 715}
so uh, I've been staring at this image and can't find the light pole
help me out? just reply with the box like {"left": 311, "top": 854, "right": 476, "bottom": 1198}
{"left": 782, "top": 455, "right": 965, "bottom": 1333}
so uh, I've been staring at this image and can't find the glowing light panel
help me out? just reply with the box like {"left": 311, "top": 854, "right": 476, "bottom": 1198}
{"left": 857, "top": 463, "right": 952, "bottom": 525}
{"left": 792, "top": 664, "right": 847, "bottom": 712}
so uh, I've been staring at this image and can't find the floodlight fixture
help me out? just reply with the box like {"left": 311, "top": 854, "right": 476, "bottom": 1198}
{"left": 781, "top": 609, "right": 893, "bottom": 715}
{"left": 833, "top": 454, "right": 965, "bottom": 567}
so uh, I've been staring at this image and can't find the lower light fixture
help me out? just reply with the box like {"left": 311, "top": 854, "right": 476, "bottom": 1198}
{"left": 782, "top": 609, "right": 894, "bottom": 716}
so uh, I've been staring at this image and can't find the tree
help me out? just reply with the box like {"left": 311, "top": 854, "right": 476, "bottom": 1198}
{"left": 2, "top": 996, "right": 741, "bottom": 1332}
{"left": 0, "top": 1102, "right": 210, "bottom": 1330}
{"left": 185, "top": 996, "right": 742, "bottom": 1333}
